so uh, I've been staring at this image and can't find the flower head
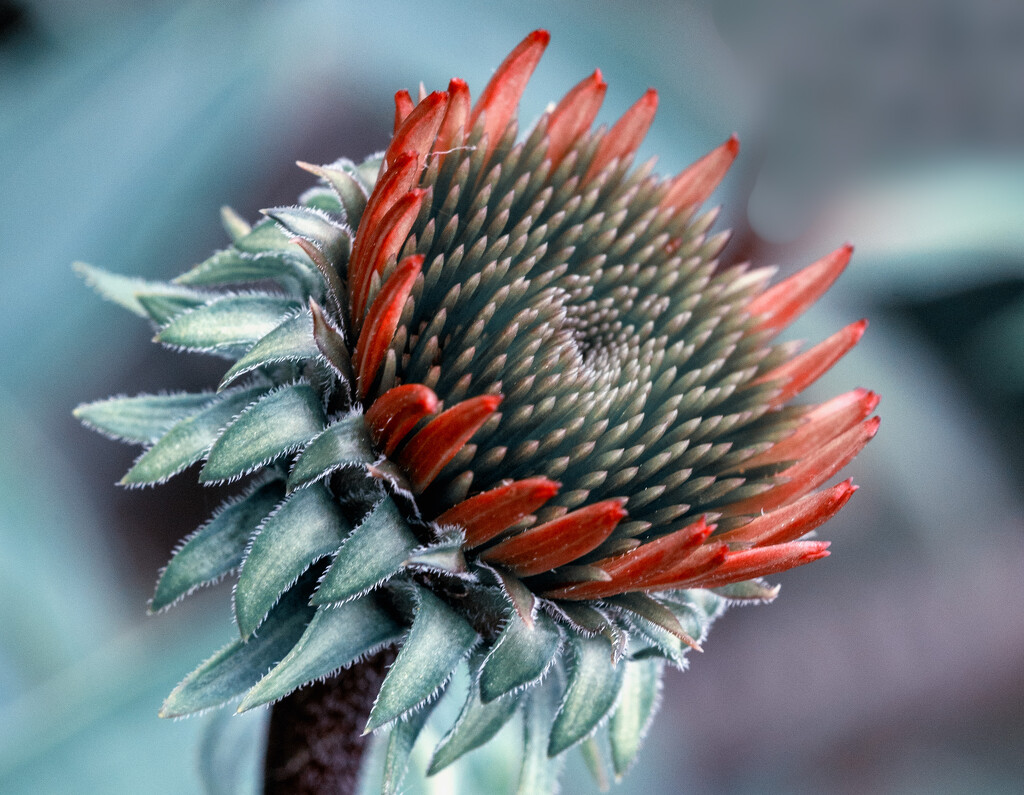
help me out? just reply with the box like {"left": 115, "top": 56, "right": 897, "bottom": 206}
{"left": 76, "top": 30, "right": 877, "bottom": 790}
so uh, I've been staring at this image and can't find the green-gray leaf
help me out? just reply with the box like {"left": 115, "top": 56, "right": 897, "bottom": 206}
{"left": 151, "top": 480, "right": 284, "bottom": 611}
{"left": 161, "top": 585, "right": 314, "bottom": 717}
{"left": 314, "top": 161, "right": 368, "bottom": 224}
{"left": 74, "top": 261, "right": 208, "bottom": 320}
{"left": 517, "top": 681, "right": 562, "bottom": 795}
{"left": 238, "top": 597, "right": 401, "bottom": 712}
{"left": 479, "top": 611, "right": 561, "bottom": 703}
{"left": 235, "top": 485, "right": 351, "bottom": 638}
{"left": 264, "top": 205, "right": 351, "bottom": 264}
{"left": 75, "top": 391, "right": 215, "bottom": 445}
{"left": 136, "top": 292, "right": 209, "bottom": 325}
{"left": 200, "top": 384, "right": 325, "bottom": 484}
{"left": 234, "top": 219, "right": 296, "bottom": 253}
{"left": 548, "top": 634, "right": 625, "bottom": 757}
{"left": 428, "top": 675, "right": 521, "bottom": 774}
{"left": 312, "top": 498, "right": 418, "bottom": 605}
{"left": 174, "top": 248, "right": 316, "bottom": 290}
{"left": 382, "top": 702, "right": 434, "bottom": 795}
{"left": 156, "top": 294, "right": 300, "bottom": 355}
{"left": 287, "top": 413, "right": 375, "bottom": 492}
{"left": 366, "top": 587, "right": 478, "bottom": 732}
{"left": 122, "top": 386, "right": 266, "bottom": 485}
{"left": 220, "top": 310, "right": 319, "bottom": 389}
{"left": 609, "top": 658, "right": 663, "bottom": 778}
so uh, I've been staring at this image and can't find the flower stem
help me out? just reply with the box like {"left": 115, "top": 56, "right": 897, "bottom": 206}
{"left": 263, "top": 646, "right": 397, "bottom": 795}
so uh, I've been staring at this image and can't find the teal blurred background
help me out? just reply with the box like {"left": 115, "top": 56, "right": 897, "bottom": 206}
{"left": 2, "top": 0, "right": 1022, "bottom": 792}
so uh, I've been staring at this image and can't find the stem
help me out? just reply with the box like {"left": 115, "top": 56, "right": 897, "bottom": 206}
{"left": 263, "top": 646, "right": 397, "bottom": 795}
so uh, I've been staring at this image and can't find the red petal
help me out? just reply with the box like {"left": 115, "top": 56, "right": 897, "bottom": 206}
{"left": 755, "top": 319, "right": 868, "bottom": 406}
{"left": 737, "top": 388, "right": 879, "bottom": 470}
{"left": 715, "top": 479, "right": 857, "bottom": 548}
{"left": 723, "top": 416, "right": 879, "bottom": 516}
{"left": 584, "top": 88, "right": 658, "bottom": 183}
{"left": 470, "top": 30, "right": 550, "bottom": 157}
{"left": 661, "top": 134, "right": 739, "bottom": 211}
{"left": 349, "top": 152, "right": 420, "bottom": 298}
{"left": 696, "top": 541, "right": 831, "bottom": 588}
{"left": 354, "top": 255, "right": 423, "bottom": 399}
{"left": 435, "top": 77, "right": 471, "bottom": 157}
{"left": 352, "top": 188, "right": 426, "bottom": 320}
{"left": 595, "top": 517, "right": 712, "bottom": 581}
{"left": 397, "top": 395, "right": 503, "bottom": 492}
{"left": 545, "top": 69, "right": 607, "bottom": 168}
{"left": 393, "top": 90, "right": 414, "bottom": 133}
{"left": 436, "top": 477, "right": 562, "bottom": 547}
{"left": 365, "top": 383, "right": 439, "bottom": 456}
{"left": 747, "top": 245, "right": 853, "bottom": 333}
{"left": 385, "top": 90, "right": 448, "bottom": 170}
{"left": 480, "top": 498, "right": 627, "bottom": 577}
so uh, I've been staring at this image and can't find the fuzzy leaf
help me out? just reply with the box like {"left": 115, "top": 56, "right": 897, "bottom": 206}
{"left": 151, "top": 480, "right": 284, "bottom": 611}
{"left": 579, "top": 735, "right": 610, "bottom": 791}
{"left": 609, "top": 658, "right": 663, "bottom": 778}
{"left": 366, "top": 587, "right": 478, "bottom": 732}
{"left": 220, "top": 205, "right": 252, "bottom": 241}
{"left": 403, "top": 541, "right": 467, "bottom": 575}
{"left": 312, "top": 498, "right": 418, "bottom": 605}
{"left": 234, "top": 219, "right": 296, "bottom": 253}
{"left": 160, "top": 584, "right": 313, "bottom": 717}
{"left": 220, "top": 310, "right": 319, "bottom": 389}
{"left": 136, "top": 292, "right": 209, "bottom": 325}
{"left": 428, "top": 674, "right": 521, "bottom": 774}
{"left": 606, "top": 593, "right": 701, "bottom": 651}
{"left": 235, "top": 485, "right": 351, "bottom": 638}
{"left": 712, "top": 579, "right": 781, "bottom": 603}
{"left": 479, "top": 611, "right": 561, "bottom": 703}
{"left": 517, "top": 681, "right": 562, "bottom": 795}
{"left": 548, "top": 634, "right": 625, "bottom": 757}
{"left": 174, "top": 248, "right": 315, "bottom": 290}
{"left": 264, "top": 205, "right": 352, "bottom": 263}
{"left": 200, "top": 384, "right": 325, "bottom": 484}
{"left": 75, "top": 391, "right": 215, "bottom": 445}
{"left": 626, "top": 598, "right": 706, "bottom": 668}
{"left": 287, "top": 413, "right": 375, "bottom": 492}
{"left": 74, "top": 262, "right": 207, "bottom": 320}
{"left": 122, "top": 386, "right": 266, "bottom": 485}
{"left": 156, "top": 294, "right": 300, "bottom": 355}
{"left": 238, "top": 596, "right": 401, "bottom": 712}
{"left": 382, "top": 702, "right": 434, "bottom": 795}
{"left": 307, "top": 161, "right": 368, "bottom": 224}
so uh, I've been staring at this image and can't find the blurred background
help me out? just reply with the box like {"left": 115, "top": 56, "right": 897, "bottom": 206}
{"left": 2, "top": 0, "right": 1022, "bottom": 792}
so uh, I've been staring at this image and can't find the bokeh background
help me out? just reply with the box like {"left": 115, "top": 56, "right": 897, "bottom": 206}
{"left": 2, "top": 0, "right": 1022, "bottom": 792}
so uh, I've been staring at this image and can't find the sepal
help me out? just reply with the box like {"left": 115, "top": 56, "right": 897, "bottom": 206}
{"left": 287, "top": 413, "right": 375, "bottom": 492}
{"left": 479, "top": 610, "right": 561, "bottom": 703}
{"left": 75, "top": 391, "right": 215, "bottom": 445}
{"left": 156, "top": 294, "right": 301, "bottom": 356}
{"left": 548, "top": 633, "right": 625, "bottom": 756}
{"left": 608, "top": 657, "right": 663, "bottom": 779}
{"left": 219, "top": 310, "right": 319, "bottom": 390}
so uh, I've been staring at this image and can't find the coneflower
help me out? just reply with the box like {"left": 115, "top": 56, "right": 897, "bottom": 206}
{"left": 76, "top": 30, "right": 878, "bottom": 794}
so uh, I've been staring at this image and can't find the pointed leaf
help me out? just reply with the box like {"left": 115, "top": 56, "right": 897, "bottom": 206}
{"left": 480, "top": 611, "right": 561, "bottom": 703}
{"left": 367, "top": 588, "right": 478, "bottom": 731}
{"left": 220, "top": 310, "right": 319, "bottom": 389}
{"left": 200, "top": 384, "right": 325, "bottom": 484}
{"left": 151, "top": 480, "right": 284, "bottom": 611}
{"left": 235, "top": 485, "right": 351, "bottom": 638}
{"left": 233, "top": 219, "right": 296, "bottom": 253}
{"left": 136, "top": 292, "right": 208, "bottom": 325}
{"left": 548, "top": 634, "right": 625, "bottom": 756}
{"left": 403, "top": 541, "right": 467, "bottom": 575}
{"left": 161, "top": 585, "right": 314, "bottom": 717}
{"left": 712, "top": 578, "right": 781, "bottom": 603}
{"left": 264, "top": 205, "right": 351, "bottom": 263}
{"left": 174, "top": 248, "right": 316, "bottom": 289}
{"left": 287, "top": 413, "right": 375, "bottom": 492}
{"left": 517, "top": 680, "right": 563, "bottom": 795}
{"left": 579, "top": 735, "right": 610, "bottom": 791}
{"left": 156, "top": 294, "right": 300, "bottom": 355}
{"left": 626, "top": 598, "right": 707, "bottom": 668}
{"left": 220, "top": 205, "right": 252, "bottom": 241}
{"left": 609, "top": 658, "right": 663, "bottom": 778}
{"left": 428, "top": 675, "right": 521, "bottom": 774}
{"left": 312, "top": 498, "right": 418, "bottom": 605}
{"left": 382, "top": 702, "right": 434, "bottom": 795}
{"left": 606, "top": 592, "right": 702, "bottom": 651}
{"left": 122, "top": 386, "right": 266, "bottom": 485}
{"left": 305, "top": 161, "right": 368, "bottom": 224}
{"left": 75, "top": 391, "right": 215, "bottom": 445}
{"left": 74, "top": 261, "right": 207, "bottom": 320}
{"left": 238, "top": 596, "right": 401, "bottom": 711}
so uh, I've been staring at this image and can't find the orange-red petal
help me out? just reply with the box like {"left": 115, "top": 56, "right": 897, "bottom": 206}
{"left": 715, "top": 480, "right": 857, "bottom": 548}
{"left": 385, "top": 90, "right": 449, "bottom": 170}
{"left": 436, "top": 477, "right": 562, "bottom": 547}
{"left": 365, "top": 383, "right": 439, "bottom": 456}
{"left": 584, "top": 88, "right": 658, "bottom": 183}
{"left": 397, "top": 395, "right": 503, "bottom": 492}
{"left": 661, "top": 134, "right": 739, "bottom": 211}
{"left": 747, "top": 245, "right": 853, "bottom": 333}
{"left": 481, "top": 498, "right": 627, "bottom": 577}
{"left": 545, "top": 69, "right": 607, "bottom": 168}
{"left": 393, "top": 90, "right": 414, "bottom": 133}
{"left": 696, "top": 541, "right": 831, "bottom": 589}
